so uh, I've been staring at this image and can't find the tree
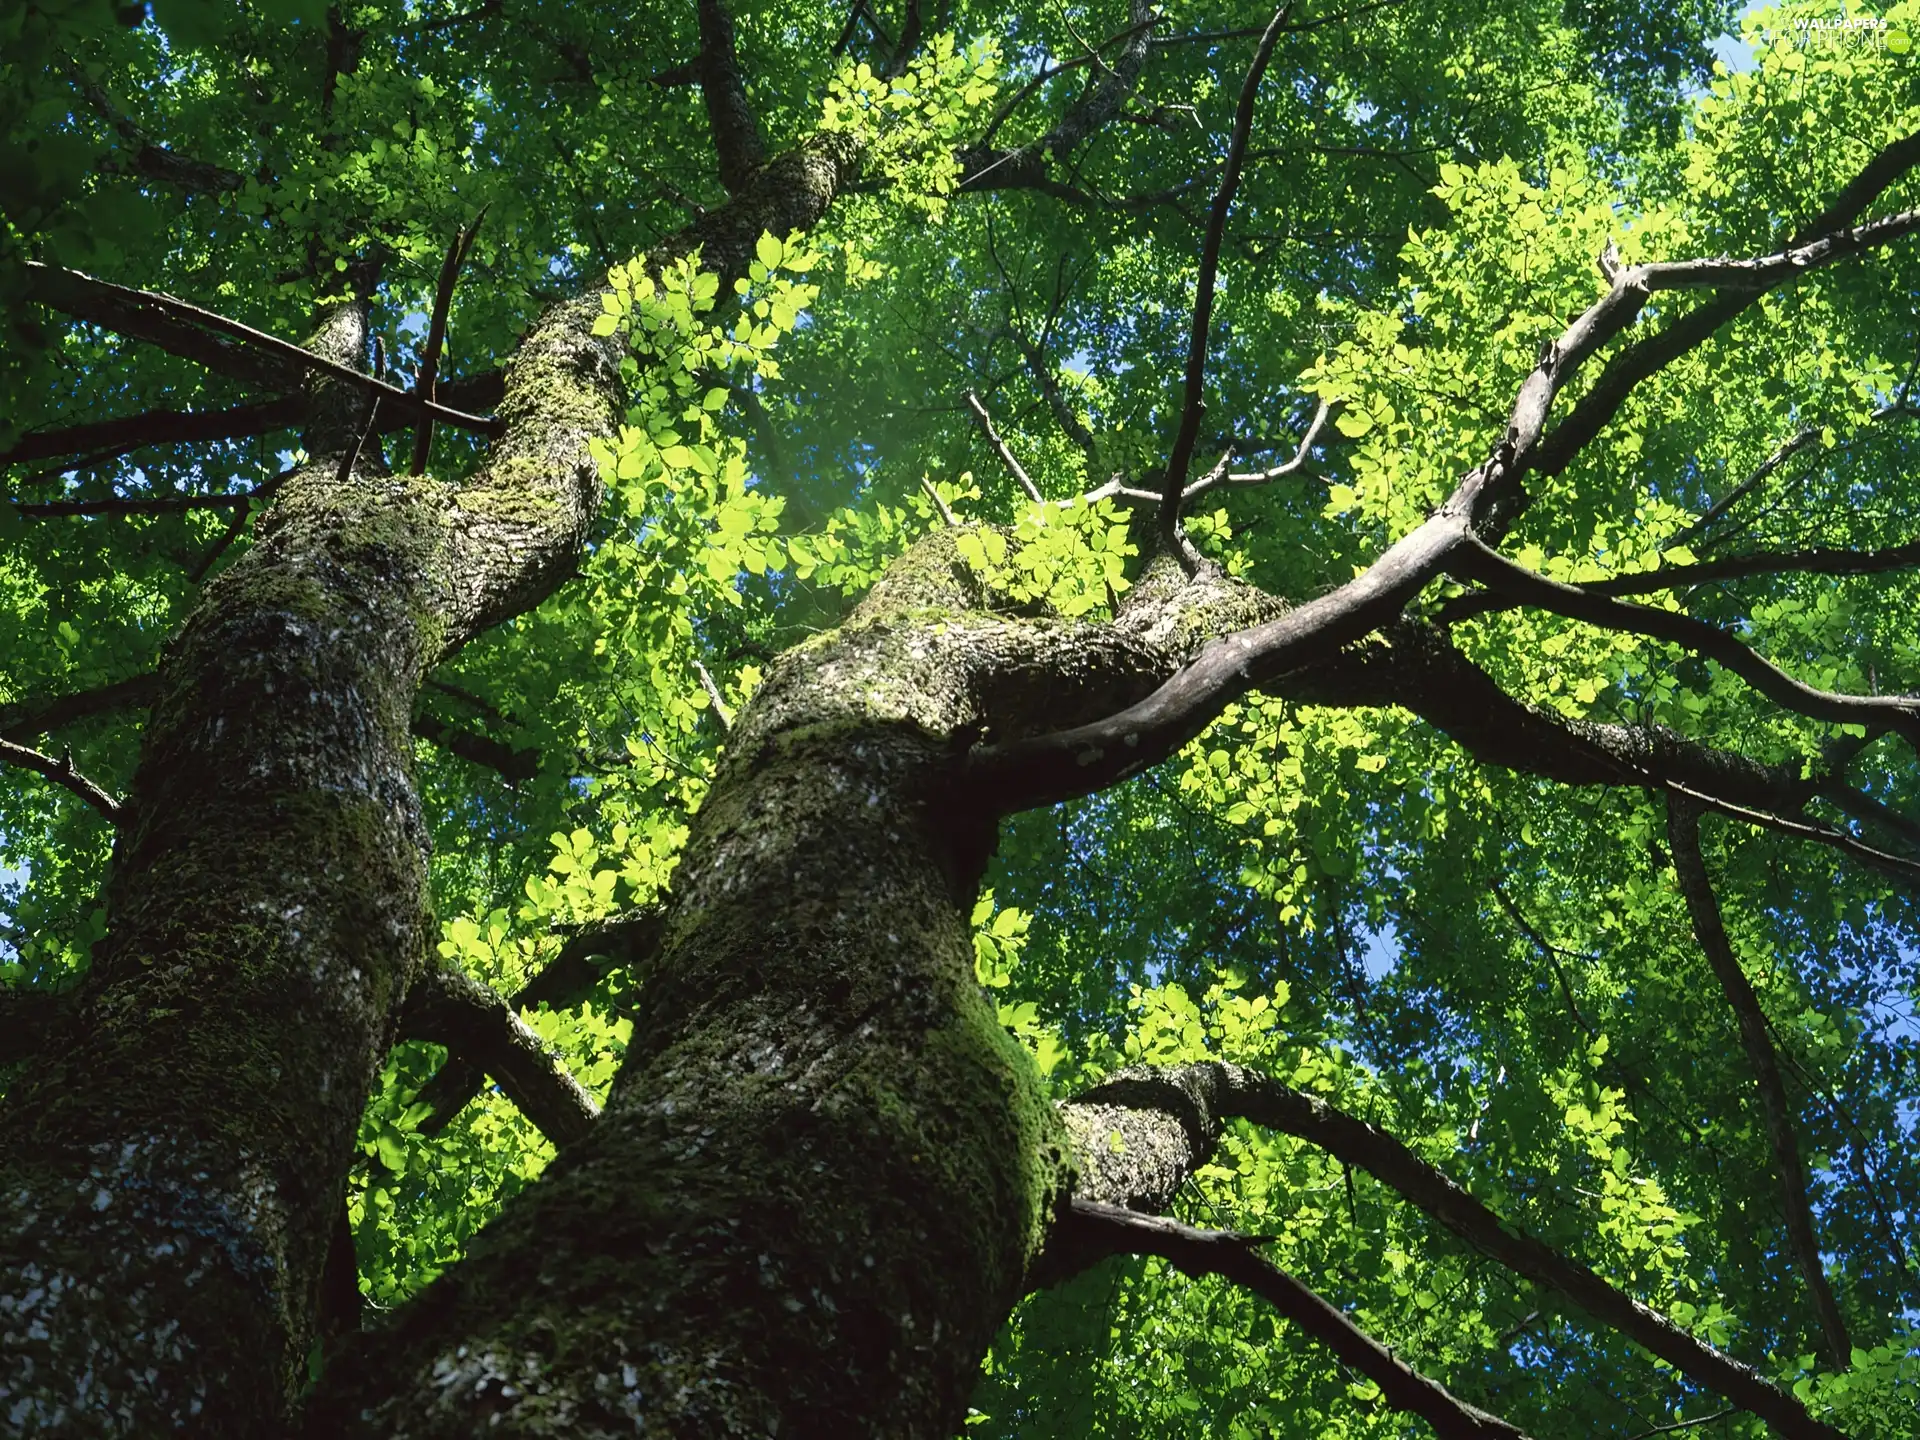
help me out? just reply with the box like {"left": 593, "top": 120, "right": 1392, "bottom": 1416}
{"left": 1, "top": 0, "right": 1917, "bottom": 1434}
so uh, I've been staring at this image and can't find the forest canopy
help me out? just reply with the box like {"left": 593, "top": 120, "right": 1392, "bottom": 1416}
{"left": 2, "top": 0, "right": 1920, "bottom": 1436}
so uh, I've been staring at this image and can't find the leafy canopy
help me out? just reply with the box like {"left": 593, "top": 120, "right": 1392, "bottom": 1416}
{"left": 3, "top": 0, "right": 1919, "bottom": 1435}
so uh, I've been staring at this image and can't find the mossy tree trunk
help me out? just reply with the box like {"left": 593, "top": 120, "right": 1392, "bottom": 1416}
{"left": 302, "top": 538, "right": 1262, "bottom": 1437}
{"left": 0, "top": 141, "right": 856, "bottom": 1439}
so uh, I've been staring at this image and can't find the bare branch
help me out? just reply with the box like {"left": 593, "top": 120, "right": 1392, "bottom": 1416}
{"left": 1662, "top": 776, "right": 1920, "bottom": 889}
{"left": 413, "top": 907, "right": 668, "bottom": 1132}
{"left": 1187, "top": 397, "right": 1333, "bottom": 499}
{"left": 1820, "top": 781, "right": 1920, "bottom": 852}
{"left": 1043, "top": 1199, "right": 1534, "bottom": 1440}
{"left": 1681, "top": 427, "right": 1822, "bottom": 542}
{"left": 1448, "top": 535, "right": 1920, "bottom": 747}
{"left": 409, "top": 208, "right": 488, "bottom": 475}
{"left": 1065, "top": 1064, "right": 1846, "bottom": 1440}
{"left": 1490, "top": 881, "right": 1593, "bottom": 1035}
{"left": 958, "top": 0, "right": 1161, "bottom": 191}
{"left": 963, "top": 389, "right": 1043, "bottom": 502}
{"left": 1666, "top": 801, "right": 1852, "bottom": 1369}
{"left": 399, "top": 962, "right": 600, "bottom": 1148}
{"left": 1160, "top": 7, "right": 1291, "bottom": 565}
{"left": 0, "top": 739, "right": 125, "bottom": 823}
{"left": 25, "top": 264, "right": 504, "bottom": 436}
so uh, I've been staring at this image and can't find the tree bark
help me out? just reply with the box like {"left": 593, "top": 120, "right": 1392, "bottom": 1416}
{"left": 0, "top": 134, "right": 859, "bottom": 1437}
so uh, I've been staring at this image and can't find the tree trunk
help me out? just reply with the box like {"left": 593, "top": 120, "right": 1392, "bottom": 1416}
{"left": 0, "top": 139, "right": 859, "bottom": 1438}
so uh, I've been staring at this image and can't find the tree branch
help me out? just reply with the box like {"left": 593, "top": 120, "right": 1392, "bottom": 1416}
{"left": 1160, "top": 6, "right": 1290, "bottom": 566}
{"left": 0, "top": 674, "right": 159, "bottom": 742}
{"left": 398, "top": 961, "right": 600, "bottom": 1149}
{"left": 0, "top": 983, "right": 77, "bottom": 1068}
{"left": 1447, "top": 535, "right": 1920, "bottom": 747}
{"left": 1042, "top": 1199, "right": 1534, "bottom": 1440}
{"left": 1063, "top": 1064, "right": 1846, "bottom": 1440}
{"left": 1531, "top": 131, "right": 1920, "bottom": 478}
{"left": 1665, "top": 801, "right": 1852, "bottom": 1370}
{"left": 408, "top": 711, "right": 540, "bottom": 783}
{"left": 957, "top": 0, "right": 1161, "bottom": 192}
{"left": 968, "top": 128, "right": 1920, "bottom": 812}
{"left": 1187, "top": 397, "right": 1333, "bottom": 498}
{"left": 696, "top": 0, "right": 766, "bottom": 191}
{"left": 24, "top": 264, "right": 504, "bottom": 437}
{"left": 0, "top": 739, "right": 125, "bottom": 823}
{"left": 408, "top": 209, "right": 487, "bottom": 476}
{"left": 16, "top": 487, "right": 267, "bottom": 519}
{"left": 1440, "top": 530, "right": 1920, "bottom": 625}
{"left": 963, "top": 389, "right": 1043, "bottom": 502}
{"left": 1681, "top": 427, "right": 1822, "bottom": 542}
{"left": 67, "top": 65, "right": 246, "bottom": 196}
{"left": 410, "top": 906, "right": 668, "bottom": 1133}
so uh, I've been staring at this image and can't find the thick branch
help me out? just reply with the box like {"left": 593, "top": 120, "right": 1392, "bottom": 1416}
{"left": 0, "top": 674, "right": 159, "bottom": 742}
{"left": 1665, "top": 802, "right": 1852, "bottom": 1370}
{"left": 0, "top": 739, "right": 125, "bottom": 822}
{"left": 411, "top": 906, "right": 668, "bottom": 1132}
{"left": 966, "top": 119, "right": 1920, "bottom": 810}
{"left": 408, "top": 712, "right": 539, "bottom": 783}
{"left": 1045, "top": 1200, "right": 1533, "bottom": 1440}
{"left": 1441, "top": 531, "right": 1920, "bottom": 624}
{"left": 0, "top": 397, "right": 305, "bottom": 470}
{"left": 958, "top": 0, "right": 1160, "bottom": 190}
{"left": 69, "top": 68, "right": 246, "bottom": 195}
{"left": 398, "top": 962, "right": 600, "bottom": 1149}
{"left": 1532, "top": 133, "right": 1920, "bottom": 477}
{"left": 16, "top": 487, "right": 266, "bottom": 519}
{"left": 1063, "top": 1064, "right": 1845, "bottom": 1440}
{"left": 695, "top": 0, "right": 766, "bottom": 191}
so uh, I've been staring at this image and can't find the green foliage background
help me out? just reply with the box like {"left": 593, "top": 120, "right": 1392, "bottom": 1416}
{"left": 3, "top": 0, "right": 1919, "bottom": 1434}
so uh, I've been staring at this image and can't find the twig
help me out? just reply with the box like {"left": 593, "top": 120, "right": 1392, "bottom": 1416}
{"left": 962, "top": 389, "right": 1043, "bottom": 502}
